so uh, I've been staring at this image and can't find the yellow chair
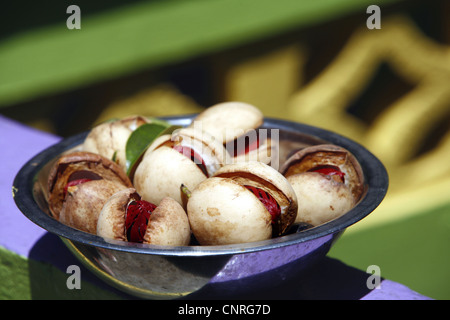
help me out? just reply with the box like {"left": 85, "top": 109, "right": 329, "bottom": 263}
{"left": 286, "top": 16, "right": 450, "bottom": 232}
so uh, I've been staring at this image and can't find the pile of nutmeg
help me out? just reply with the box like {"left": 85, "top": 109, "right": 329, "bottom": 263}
{"left": 46, "top": 102, "right": 364, "bottom": 246}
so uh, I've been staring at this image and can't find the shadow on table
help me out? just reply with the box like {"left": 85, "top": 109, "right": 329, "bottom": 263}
{"left": 28, "top": 232, "right": 377, "bottom": 300}
{"left": 27, "top": 232, "right": 133, "bottom": 299}
{"left": 187, "top": 256, "right": 377, "bottom": 300}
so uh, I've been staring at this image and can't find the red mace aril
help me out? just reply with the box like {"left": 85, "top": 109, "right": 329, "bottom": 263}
{"left": 63, "top": 179, "right": 92, "bottom": 196}
{"left": 63, "top": 170, "right": 104, "bottom": 196}
{"left": 187, "top": 161, "right": 298, "bottom": 245}
{"left": 133, "top": 127, "right": 230, "bottom": 207}
{"left": 97, "top": 188, "right": 191, "bottom": 246}
{"left": 173, "top": 145, "right": 209, "bottom": 177}
{"left": 245, "top": 137, "right": 260, "bottom": 154}
{"left": 280, "top": 144, "right": 365, "bottom": 202}
{"left": 244, "top": 185, "right": 281, "bottom": 224}
{"left": 190, "top": 102, "right": 276, "bottom": 165}
{"left": 309, "top": 165, "right": 345, "bottom": 183}
{"left": 281, "top": 144, "right": 366, "bottom": 227}
{"left": 47, "top": 152, "right": 133, "bottom": 221}
{"left": 226, "top": 133, "right": 261, "bottom": 157}
{"left": 125, "top": 200, "right": 157, "bottom": 243}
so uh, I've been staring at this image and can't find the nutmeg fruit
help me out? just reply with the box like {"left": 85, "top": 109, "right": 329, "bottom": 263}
{"left": 189, "top": 102, "right": 277, "bottom": 165}
{"left": 186, "top": 161, "right": 298, "bottom": 245}
{"left": 191, "top": 102, "right": 263, "bottom": 144}
{"left": 287, "top": 173, "right": 355, "bottom": 226}
{"left": 60, "top": 180, "right": 126, "bottom": 234}
{"left": 47, "top": 151, "right": 133, "bottom": 233}
{"left": 82, "top": 115, "right": 149, "bottom": 171}
{"left": 97, "top": 188, "right": 191, "bottom": 246}
{"left": 133, "top": 127, "right": 230, "bottom": 206}
{"left": 281, "top": 144, "right": 365, "bottom": 201}
{"left": 281, "top": 144, "right": 365, "bottom": 226}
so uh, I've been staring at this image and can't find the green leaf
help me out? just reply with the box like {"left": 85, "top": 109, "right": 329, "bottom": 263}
{"left": 145, "top": 117, "right": 176, "bottom": 127}
{"left": 125, "top": 122, "right": 182, "bottom": 177}
{"left": 111, "top": 150, "right": 117, "bottom": 162}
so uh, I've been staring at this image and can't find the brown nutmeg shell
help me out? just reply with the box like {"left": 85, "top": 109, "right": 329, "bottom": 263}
{"left": 59, "top": 180, "right": 126, "bottom": 234}
{"left": 47, "top": 151, "right": 132, "bottom": 219}
{"left": 214, "top": 161, "right": 298, "bottom": 236}
{"left": 97, "top": 188, "right": 191, "bottom": 246}
{"left": 82, "top": 115, "right": 149, "bottom": 171}
{"left": 96, "top": 187, "right": 139, "bottom": 241}
{"left": 281, "top": 144, "right": 365, "bottom": 202}
{"left": 187, "top": 161, "right": 298, "bottom": 245}
{"left": 190, "top": 102, "right": 263, "bottom": 144}
{"left": 133, "top": 127, "right": 230, "bottom": 206}
{"left": 143, "top": 197, "right": 191, "bottom": 246}
{"left": 187, "top": 177, "right": 273, "bottom": 245}
{"left": 287, "top": 172, "right": 355, "bottom": 226}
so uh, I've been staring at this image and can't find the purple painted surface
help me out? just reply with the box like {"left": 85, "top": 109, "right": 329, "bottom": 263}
{"left": 211, "top": 234, "right": 332, "bottom": 283}
{"left": 361, "top": 280, "right": 433, "bottom": 300}
{"left": 0, "top": 115, "right": 60, "bottom": 257}
{"left": 0, "top": 115, "right": 432, "bottom": 299}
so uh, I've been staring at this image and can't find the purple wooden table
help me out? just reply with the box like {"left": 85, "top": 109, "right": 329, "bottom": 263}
{"left": 0, "top": 114, "right": 432, "bottom": 300}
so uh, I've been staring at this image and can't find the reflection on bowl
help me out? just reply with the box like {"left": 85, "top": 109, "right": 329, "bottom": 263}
{"left": 13, "top": 116, "right": 388, "bottom": 299}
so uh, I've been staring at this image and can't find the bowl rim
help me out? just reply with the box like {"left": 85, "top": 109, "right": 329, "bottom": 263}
{"left": 13, "top": 115, "right": 388, "bottom": 257}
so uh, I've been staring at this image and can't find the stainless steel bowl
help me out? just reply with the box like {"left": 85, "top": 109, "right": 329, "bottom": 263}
{"left": 13, "top": 116, "right": 388, "bottom": 299}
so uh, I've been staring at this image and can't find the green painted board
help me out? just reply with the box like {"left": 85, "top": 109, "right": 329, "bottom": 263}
{"left": 0, "top": 0, "right": 400, "bottom": 106}
{"left": 0, "top": 246, "right": 122, "bottom": 299}
{"left": 328, "top": 203, "right": 450, "bottom": 300}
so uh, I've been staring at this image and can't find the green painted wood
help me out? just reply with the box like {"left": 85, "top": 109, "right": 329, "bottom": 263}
{"left": 0, "top": 0, "right": 400, "bottom": 106}
{"left": 329, "top": 203, "right": 450, "bottom": 300}
{"left": 0, "top": 246, "right": 122, "bottom": 299}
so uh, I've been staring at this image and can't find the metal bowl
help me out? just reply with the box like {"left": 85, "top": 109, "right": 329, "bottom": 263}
{"left": 13, "top": 116, "right": 388, "bottom": 299}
